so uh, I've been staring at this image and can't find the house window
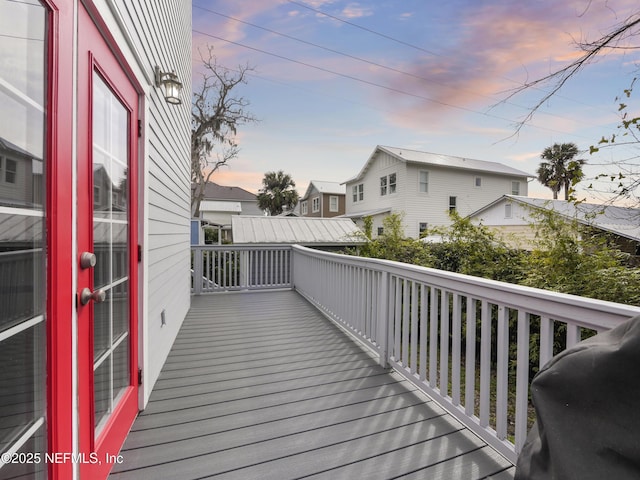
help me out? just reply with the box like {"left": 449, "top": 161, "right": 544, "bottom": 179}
{"left": 419, "top": 170, "right": 429, "bottom": 193}
{"left": 389, "top": 173, "right": 396, "bottom": 193}
{"left": 312, "top": 196, "right": 320, "bottom": 213}
{"left": 380, "top": 173, "right": 397, "bottom": 196}
{"left": 377, "top": 227, "right": 384, "bottom": 236}
{"left": 301, "top": 201, "right": 308, "bottom": 215}
{"left": 329, "top": 195, "right": 339, "bottom": 212}
{"left": 94, "top": 185, "right": 101, "bottom": 205}
{"left": 505, "top": 203, "right": 512, "bottom": 218}
{"left": 5, "top": 158, "right": 17, "bottom": 184}
{"left": 419, "top": 222, "right": 428, "bottom": 235}
{"left": 512, "top": 181, "right": 520, "bottom": 195}
{"left": 449, "top": 196, "right": 457, "bottom": 213}
{"left": 352, "top": 184, "right": 364, "bottom": 202}
{"left": 475, "top": 176, "right": 482, "bottom": 187}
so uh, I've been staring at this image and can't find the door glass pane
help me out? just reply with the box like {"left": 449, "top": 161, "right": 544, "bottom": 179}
{"left": 0, "top": 1, "right": 47, "bottom": 476}
{"left": 92, "top": 73, "right": 130, "bottom": 434}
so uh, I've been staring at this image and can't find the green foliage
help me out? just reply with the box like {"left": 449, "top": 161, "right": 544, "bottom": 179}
{"left": 256, "top": 170, "right": 299, "bottom": 216}
{"left": 356, "top": 213, "right": 432, "bottom": 265}
{"left": 426, "top": 212, "right": 524, "bottom": 282}
{"left": 350, "top": 210, "right": 638, "bottom": 306}
{"left": 522, "top": 208, "right": 639, "bottom": 303}
{"left": 536, "top": 142, "right": 585, "bottom": 201}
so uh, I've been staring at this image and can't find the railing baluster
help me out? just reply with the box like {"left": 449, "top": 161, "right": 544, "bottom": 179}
{"left": 539, "top": 316, "right": 553, "bottom": 370}
{"left": 566, "top": 323, "right": 580, "bottom": 349}
{"left": 479, "top": 300, "right": 491, "bottom": 428}
{"left": 465, "top": 297, "right": 476, "bottom": 418}
{"left": 515, "top": 310, "right": 531, "bottom": 454}
{"left": 394, "top": 278, "right": 402, "bottom": 362}
{"left": 496, "top": 305, "right": 509, "bottom": 440}
{"left": 410, "top": 281, "right": 418, "bottom": 375}
{"left": 429, "top": 287, "right": 438, "bottom": 388}
{"left": 377, "top": 271, "right": 389, "bottom": 367}
{"left": 402, "top": 279, "right": 410, "bottom": 368}
{"left": 451, "top": 293, "right": 462, "bottom": 406}
{"left": 440, "top": 289, "right": 450, "bottom": 398}
{"left": 419, "top": 283, "right": 428, "bottom": 382}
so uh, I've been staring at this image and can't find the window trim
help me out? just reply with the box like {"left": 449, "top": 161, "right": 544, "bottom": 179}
{"left": 352, "top": 183, "right": 364, "bottom": 203}
{"left": 380, "top": 175, "right": 387, "bottom": 196}
{"left": 311, "top": 196, "right": 320, "bottom": 213}
{"left": 301, "top": 200, "right": 308, "bottom": 215}
{"left": 449, "top": 196, "right": 457, "bottom": 213}
{"left": 419, "top": 170, "right": 429, "bottom": 194}
{"left": 5, "top": 158, "right": 17, "bottom": 184}
{"left": 511, "top": 181, "right": 520, "bottom": 195}
{"left": 475, "top": 176, "right": 482, "bottom": 188}
{"left": 380, "top": 173, "right": 397, "bottom": 196}
{"left": 329, "top": 195, "right": 339, "bottom": 212}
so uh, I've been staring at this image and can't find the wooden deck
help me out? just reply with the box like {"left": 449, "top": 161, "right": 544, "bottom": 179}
{"left": 109, "top": 290, "right": 515, "bottom": 479}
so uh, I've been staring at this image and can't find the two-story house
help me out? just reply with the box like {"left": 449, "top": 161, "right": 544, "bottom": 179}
{"left": 299, "top": 180, "right": 346, "bottom": 218}
{"left": 344, "top": 145, "right": 532, "bottom": 238}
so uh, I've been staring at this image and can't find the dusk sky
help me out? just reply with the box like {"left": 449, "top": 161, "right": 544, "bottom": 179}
{"left": 192, "top": 0, "right": 639, "bottom": 201}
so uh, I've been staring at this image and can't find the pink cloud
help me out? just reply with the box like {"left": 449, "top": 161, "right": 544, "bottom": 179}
{"left": 383, "top": 0, "right": 639, "bottom": 124}
{"left": 340, "top": 4, "right": 373, "bottom": 19}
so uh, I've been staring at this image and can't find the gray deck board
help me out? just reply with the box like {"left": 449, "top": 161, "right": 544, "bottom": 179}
{"left": 110, "top": 290, "right": 514, "bottom": 479}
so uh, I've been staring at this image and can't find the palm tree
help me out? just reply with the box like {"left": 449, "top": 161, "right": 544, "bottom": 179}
{"left": 257, "top": 170, "right": 299, "bottom": 216}
{"left": 536, "top": 143, "right": 586, "bottom": 200}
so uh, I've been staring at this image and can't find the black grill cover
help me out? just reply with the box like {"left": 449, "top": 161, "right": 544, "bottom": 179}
{"left": 515, "top": 315, "right": 640, "bottom": 480}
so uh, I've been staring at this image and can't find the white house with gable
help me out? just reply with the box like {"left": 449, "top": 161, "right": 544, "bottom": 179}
{"left": 343, "top": 145, "right": 533, "bottom": 238}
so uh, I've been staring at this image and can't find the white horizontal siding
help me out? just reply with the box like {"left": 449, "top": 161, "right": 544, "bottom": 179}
{"left": 115, "top": 0, "right": 191, "bottom": 404}
{"left": 345, "top": 151, "right": 406, "bottom": 236}
{"left": 346, "top": 149, "right": 530, "bottom": 239}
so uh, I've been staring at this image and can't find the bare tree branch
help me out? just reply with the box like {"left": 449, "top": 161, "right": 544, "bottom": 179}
{"left": 191, "top": 45, "right": 258, "bottom": 217}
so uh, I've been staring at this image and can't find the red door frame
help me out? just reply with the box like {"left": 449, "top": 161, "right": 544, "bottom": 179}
{"left": 43, "top": 2, "right": 142, "bottom": 478}
{"left": 76, "top": 3, "right": 140, "bottom": 478}
{"left": 45, "top": 0, "right": 75, "bottom": 479}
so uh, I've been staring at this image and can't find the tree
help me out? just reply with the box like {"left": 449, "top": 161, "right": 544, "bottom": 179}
{"left": 506, "top": 11, "right": 639, "bottom": 204}
{"left": 191, "top": 45, "right": 257, "bottom": 217}
{"left": 536, "top": 143, "right": 585, "bottom": 200}
{"left": 256, "top": 171, "right": 299, "bottom": 216}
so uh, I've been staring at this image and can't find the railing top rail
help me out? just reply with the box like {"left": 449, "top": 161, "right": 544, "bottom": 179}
{"left": 292, "top": 245, "right": 640, "bottom": 330}
{"left": 192, "top": 244, "right": 294, "bottom": 251}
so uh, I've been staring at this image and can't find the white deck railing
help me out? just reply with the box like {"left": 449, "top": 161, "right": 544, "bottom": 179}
{"left": 290, "top": 245, "right": 640, "bottom": 464}
{"left": 191, "top": 244, "right": 293, "bottom": 293}
{"left": 191, "top": 244, "right": 640, "bottom": 464}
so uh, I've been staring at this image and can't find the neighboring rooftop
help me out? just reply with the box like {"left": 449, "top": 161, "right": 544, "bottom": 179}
{"left": 194, "top": 182, "right": 257, "bottom": 201}
{"left": 231, "top": 216, "right": 364, "bottom": 245}
{"left": 301, "top": 181, "right": 346, "bottom": 200}
{"left": 472, "top": 195, "right": 640, "bottom": 242}
{"left": 345, "top": 145, "right": 533, "bottom": 183}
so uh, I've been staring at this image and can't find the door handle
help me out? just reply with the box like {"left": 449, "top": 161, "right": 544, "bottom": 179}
{"left": 80, "top": 252, "right": 97, "bottom": 269}
{"left": 80, "top": 287, "right": 106, "bottom": 305}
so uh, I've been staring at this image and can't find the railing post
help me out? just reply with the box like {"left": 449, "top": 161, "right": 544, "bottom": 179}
{"left": 289, "top": 246, "right": 295, "bottom": 289}
{"left": 240, "top": 250, "right": 249, "bottom": 290}
{"left": 193, "top": 246, "right": 203, "bottom": 295}
{"left": 377, "top": 270, "right": 389, "bottom": 368}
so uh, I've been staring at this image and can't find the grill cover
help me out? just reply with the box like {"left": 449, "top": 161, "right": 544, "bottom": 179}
{"left": 515, "top": 315, "right": 640, "bottom": 480}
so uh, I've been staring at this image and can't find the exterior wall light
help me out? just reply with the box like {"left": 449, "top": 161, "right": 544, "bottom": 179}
{"left": 154, "top": 66, "right": 183, "bottom": 105}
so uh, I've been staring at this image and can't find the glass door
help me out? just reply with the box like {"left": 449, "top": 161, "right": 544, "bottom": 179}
{"left": 77, "top": 4, "right": 139, "bottom": 478}
{"left": 0, "top": 1, "right": 48, "bottom": 478}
